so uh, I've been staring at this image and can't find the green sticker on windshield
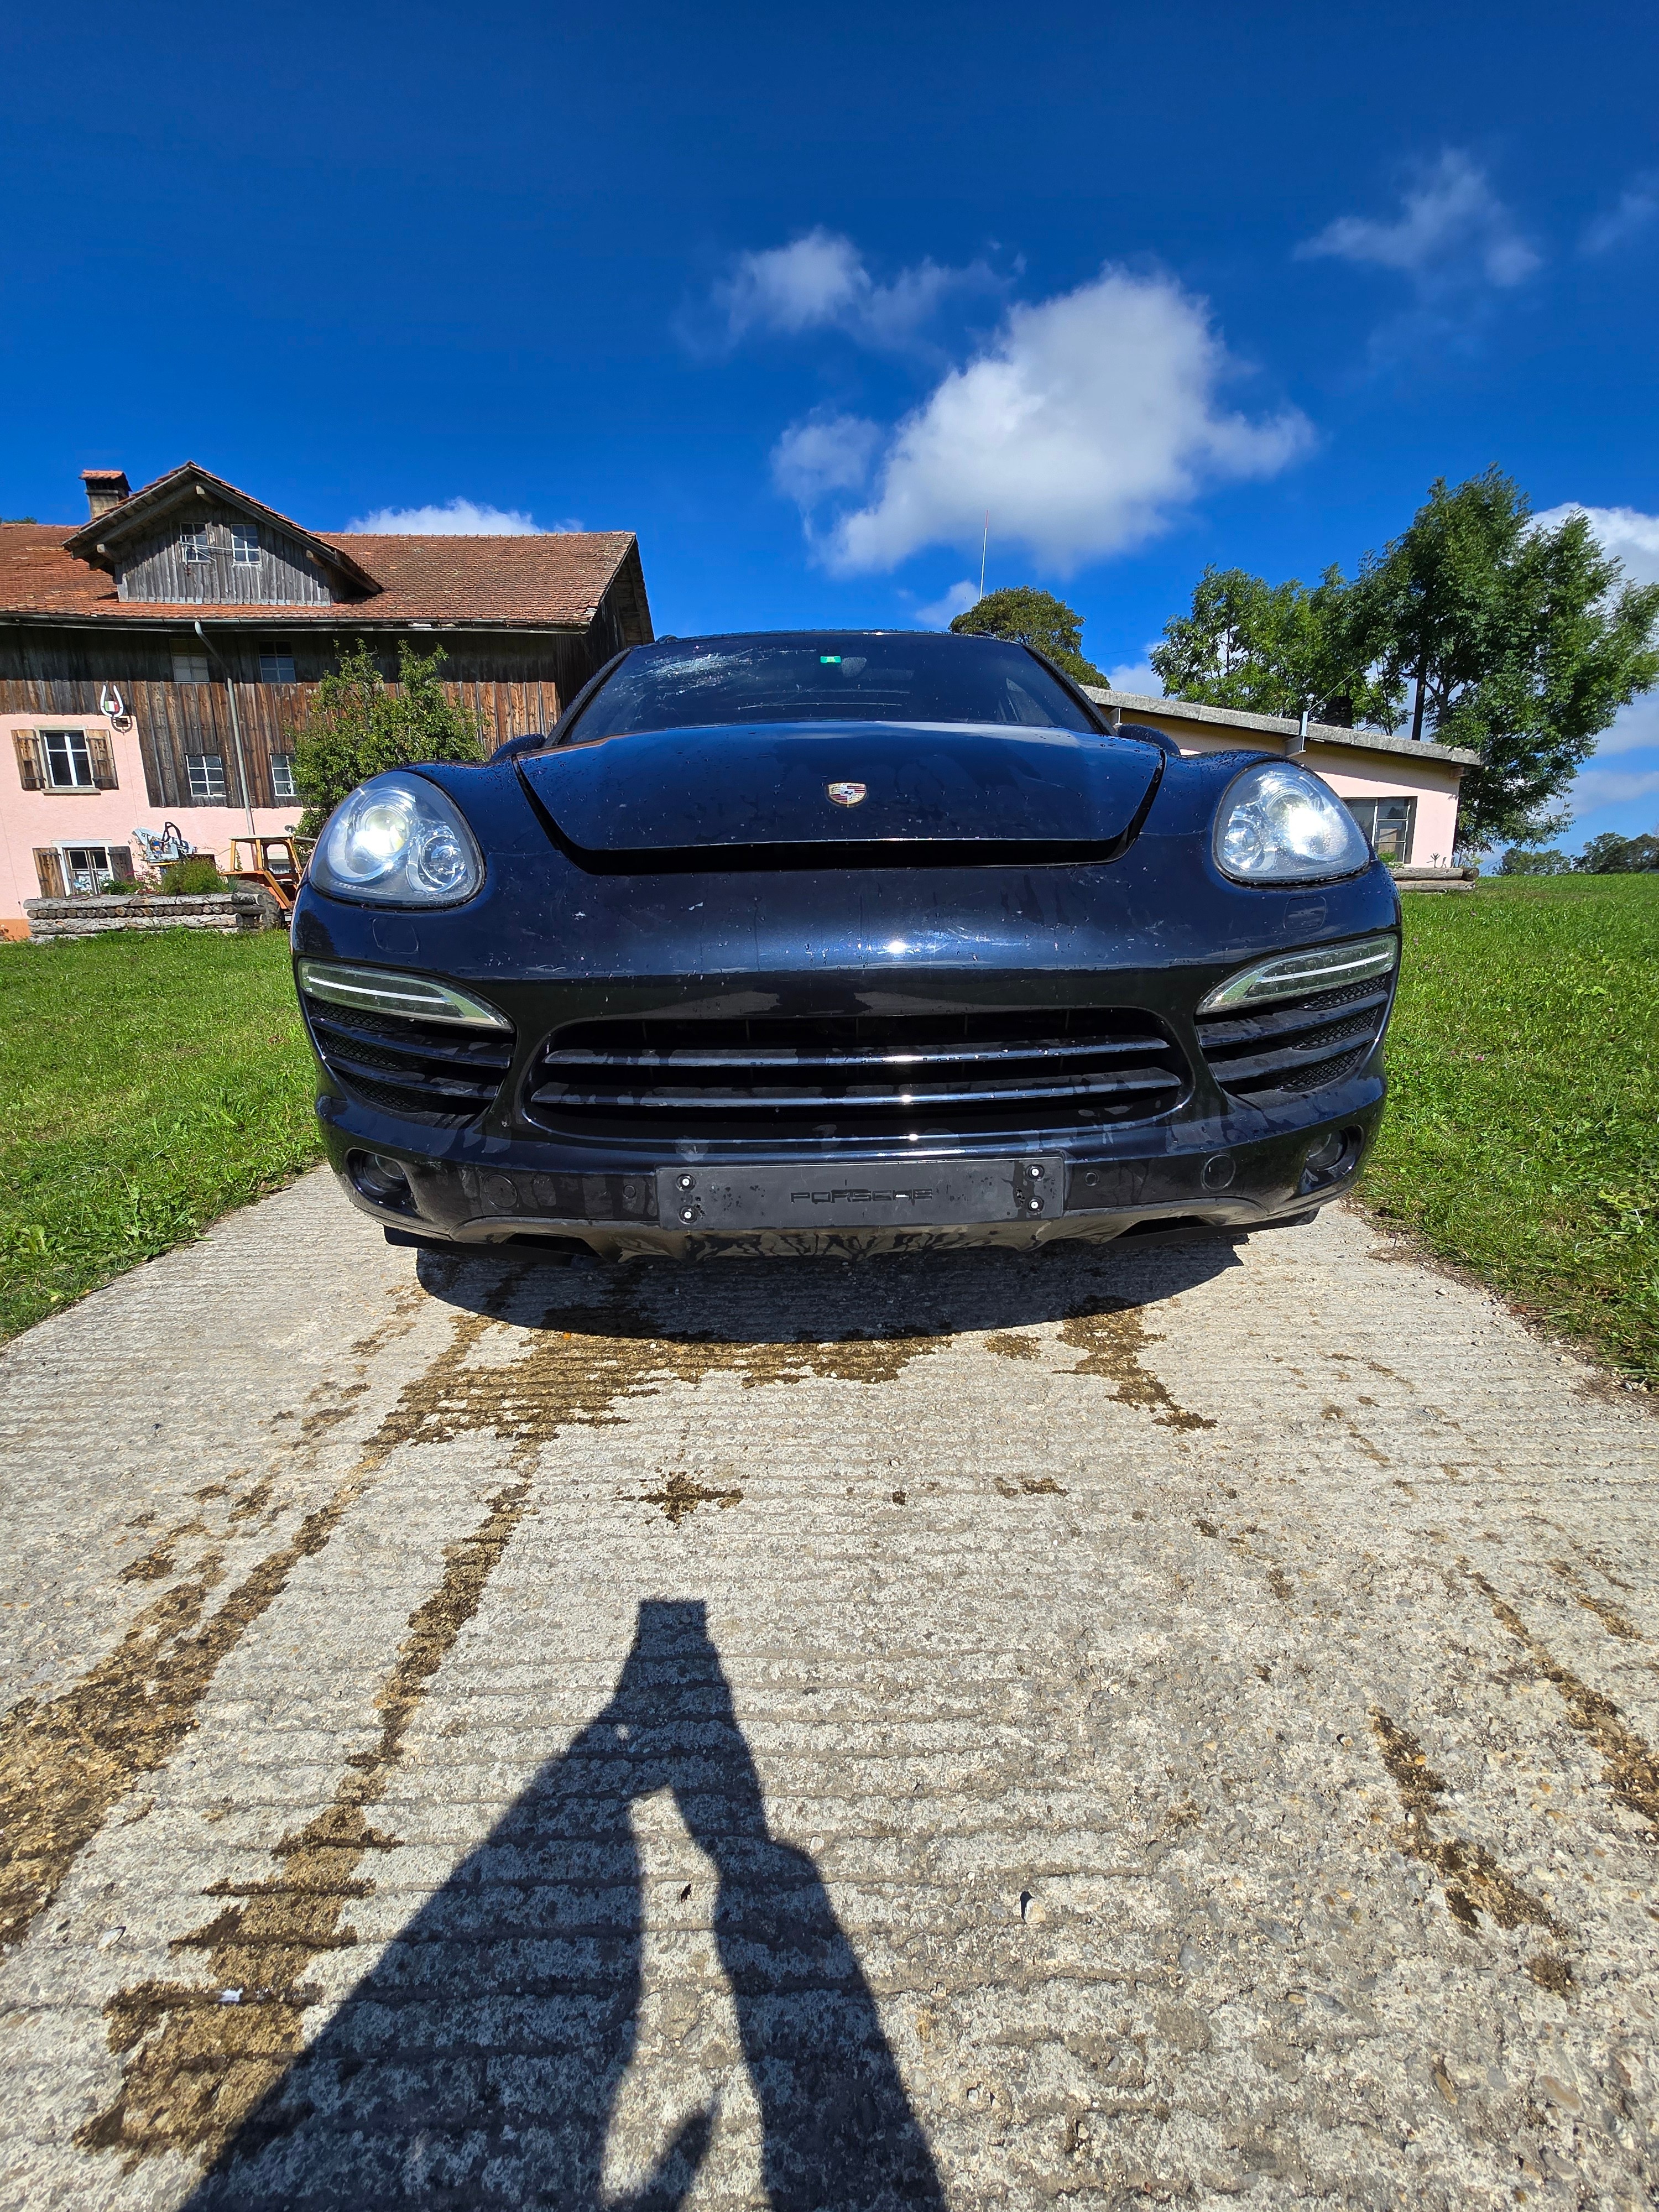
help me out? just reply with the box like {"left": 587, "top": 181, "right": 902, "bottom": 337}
{"left": 820, "top": 655, "right": 842, "bottom": 664}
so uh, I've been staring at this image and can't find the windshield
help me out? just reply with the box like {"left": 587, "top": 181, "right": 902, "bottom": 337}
{"left": 564, "top": 633, "right": 1101, "bottom": 740}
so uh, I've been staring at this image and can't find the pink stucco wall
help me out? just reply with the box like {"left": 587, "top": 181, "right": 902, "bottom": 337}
{"left": 1, "top": 713, "right": 301, "bottom": 930}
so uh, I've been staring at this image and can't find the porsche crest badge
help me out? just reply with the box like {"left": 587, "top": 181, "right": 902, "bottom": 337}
{"left": 827, "top": 781, "right": 867, "bottom": 807}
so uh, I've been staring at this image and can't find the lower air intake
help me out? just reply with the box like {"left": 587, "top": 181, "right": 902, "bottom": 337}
{"left": 302, "top": 995, "right": 515, "bottom": 1126}
{"left": 524, "top": 1009, "right": 1189, "bottom": 1143}
{"left": 1196, "top": 977, "right": 1390, "bottom": 1106}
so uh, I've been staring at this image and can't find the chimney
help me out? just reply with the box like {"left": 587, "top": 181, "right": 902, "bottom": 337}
{"left": 82, "top": 468, "right": 131, "bottom": 519}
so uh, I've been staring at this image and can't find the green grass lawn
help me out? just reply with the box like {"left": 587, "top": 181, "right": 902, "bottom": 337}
{"left": 0, "top": 930, "right": 320, "bottom": 1341}
{"left": 1, "top": 881, "right": 1655, "bottom": 1384}
{"left": 1366, "top": 872, "right": 1659, "bottom": 1385}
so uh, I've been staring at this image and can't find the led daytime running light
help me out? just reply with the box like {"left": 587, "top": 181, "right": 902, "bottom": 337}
{"left": 1198, "top": 935, "right": 1399, "bottom": 1014}
{"left": 296, "top": 959, "right": 510, "bottom": 1029}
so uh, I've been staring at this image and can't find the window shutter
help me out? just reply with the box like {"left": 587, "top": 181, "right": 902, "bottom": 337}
{"left": 14, "top": 731, "right": 44, "bottom": 790}
{"left": 34, "top": 848, "right": 65, "bottom": 898}
{"left": 89, "top": 731, "right": 118, "bottom": 789}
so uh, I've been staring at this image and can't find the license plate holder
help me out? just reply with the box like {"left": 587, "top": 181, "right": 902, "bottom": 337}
{"left": 656, "top": 1156, "right": 1062, "bottom": 1232}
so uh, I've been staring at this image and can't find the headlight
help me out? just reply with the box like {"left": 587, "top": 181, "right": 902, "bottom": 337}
{"left": 1198, "top": 933, "right": 1399, "bottom": 1013}
{"left": 310, "top": 772, "right": 483, "bottom": 906}
{"left": 1213, "top": 763, "right": 1371, "bottom": 883}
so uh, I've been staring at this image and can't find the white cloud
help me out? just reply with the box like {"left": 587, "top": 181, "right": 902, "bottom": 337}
{"left": 1567, "top": 764, "right": 1659, "bottom": 816}
{"left": 713, "top": 227, "right": 998, "bottom": 351}
{"left": 1532, "top": 502, "right": 1659, "bottom": 589}
{"left": 769, "top": 413, "right": 881, "bottom": 505}
{"left": 346, "top": 497, "right": 552, "bottom": 535}
{"left": 914, "top": 581, "right": 981, "bottom": 627}
{"left": 1103, "top": 660, "right": 1162, "bottom": 697}
{"left": 1589, "top": 692, "right": 1659, "bottom": 759}
{"left": 1298, "top": 152, "right": 1540, "bottom": 296}
{"left": 1583, "top": 175, "right": 1659, "bottom": 256}
{"left": 781, "top": 265, "right": 1308, "bottom": 577}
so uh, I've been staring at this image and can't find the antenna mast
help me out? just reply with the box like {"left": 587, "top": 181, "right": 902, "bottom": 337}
{"left": 978, "top": 513, "right": 989, "bottom": 600}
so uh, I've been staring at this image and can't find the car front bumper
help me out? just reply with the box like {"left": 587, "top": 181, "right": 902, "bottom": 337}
{"left": 314, "top": 1081, "right": 1385, "bottom": 1261}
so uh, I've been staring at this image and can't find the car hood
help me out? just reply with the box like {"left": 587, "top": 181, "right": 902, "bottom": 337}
{"left": 518, "top": 722, "right": 1163, "bottom": 867}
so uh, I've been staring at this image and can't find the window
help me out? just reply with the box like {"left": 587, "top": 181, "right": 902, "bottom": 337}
{"left": 270, "top": 753, "right": 298, "bottom": 800}
{"left": 564, "top": 632, "right": 1101, "bottom": 743}
{"left": 1343, "top": 796, "right": 1416, "bottom": 863}
{"left": 187, "top": 753, "right": 227, "bottom": 802}
{"left": 259, "top": 646, "right": 297, "bottom": 684}
{"left": 172, "top": 650, "right": 212, "bottom": 685}
{"left": 231, "top": 523, "right": 261, "bottom": 566}
{"left": 14, "top": 728, "right": 115, "bottom": 790}
{"left": 180, "top": 523, "right": 211, "bottom": 564}
{"left": 43, "top": 729, "right": 94, "bottom": 788}
{"left": 61, "top": 844, "right": 133, "bottom": 894}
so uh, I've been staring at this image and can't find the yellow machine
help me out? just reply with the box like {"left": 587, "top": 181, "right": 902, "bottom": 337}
{"left": 226, "top": 836, "right": 312, "bottom": 915}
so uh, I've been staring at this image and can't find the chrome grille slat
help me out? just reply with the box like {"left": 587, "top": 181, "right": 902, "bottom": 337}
{"left": 536, "top": 1033, "right": 1160, "bottom": 1074}
{"left": 531, "top": 1066, "right": 1180, "bottom": 1113}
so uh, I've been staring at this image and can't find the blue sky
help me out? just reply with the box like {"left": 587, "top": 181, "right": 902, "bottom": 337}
{"left": 3, "top": 0, "right": 1656, "bottom": 845}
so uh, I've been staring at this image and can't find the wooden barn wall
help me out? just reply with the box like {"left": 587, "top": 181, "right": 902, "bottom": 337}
{"left": 114, "top": 501, "right": 338, "bottom": 607}
{"left": 0, "top": 625, "right": 609, "bottom": 810}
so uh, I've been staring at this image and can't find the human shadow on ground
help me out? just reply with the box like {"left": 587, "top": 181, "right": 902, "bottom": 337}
{"left": 184, "top": 1600, "right": 945, "bottom": 2211}
{"left": 416, "top": 1224, "right": 1246, "bottom": 1346}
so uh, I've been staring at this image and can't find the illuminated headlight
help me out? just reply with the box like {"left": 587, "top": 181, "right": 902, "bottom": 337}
{"left": 311, "top": 772, "right": 483, "bottom": 905}
{"left": 1198, "top": 934, "right": 1399, "bottom": 1013}
{"left": 1214, "top": 763, "right": 1371, "bottom": 883}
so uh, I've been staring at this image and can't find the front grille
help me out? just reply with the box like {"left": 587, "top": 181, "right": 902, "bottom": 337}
{"left": 302, "top": 995, "right": 515, "bottom": 1127}
{"left": 523, "top": 1009, "right": 1189, "bottom": 1143}
{"left": 1196, "top": 977, "right": 1390, "bottom": 1106}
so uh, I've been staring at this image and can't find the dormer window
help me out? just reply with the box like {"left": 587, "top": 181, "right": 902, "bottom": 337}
{"left": 64, "top": 463, "right": 384, "bottom": 609}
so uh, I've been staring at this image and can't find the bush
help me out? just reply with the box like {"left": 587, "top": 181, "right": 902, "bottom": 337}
{"left": 161, "top": 857, "right": 228, "bottom": 894}
{"left": 293, "top": 640, "right": 486, "bottom": 835}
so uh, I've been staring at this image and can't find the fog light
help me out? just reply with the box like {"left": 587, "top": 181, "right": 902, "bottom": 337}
{"left": 349, "top": 1151, "right": 416, "bottom": 1212}
{"left": 1299, "top": 1126, "right": 1363, "bottom": 1193}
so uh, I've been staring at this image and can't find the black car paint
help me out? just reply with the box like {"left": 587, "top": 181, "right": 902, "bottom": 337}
{"left": 291, "top": 718, "right": 1401, "bottom": 1259}
{"left": 516, "top": 720, "right": 1162, "bottom": 863}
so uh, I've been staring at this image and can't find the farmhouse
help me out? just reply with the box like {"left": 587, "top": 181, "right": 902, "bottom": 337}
{"left": 0, "top": 463, "right": 652, "bottom": 931}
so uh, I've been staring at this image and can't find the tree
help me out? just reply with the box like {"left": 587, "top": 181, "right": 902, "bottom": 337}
{"left": 1573, "top": 831, "right": 1659, "bottom": 874}
{"left": 293, "top": 640, "right": 486, "bottom": 834}
{"left": 1353, "top": 469, "right": 1659, "bottom": 848}
{"left": 950, "top": 587, "right": 1105, "bottom": 687}
{"left": 1150, "top": 565, "right": 1399, "bottom": 729}
{"left": 1496, "top": 846, "right": 1573, "bottom": 875}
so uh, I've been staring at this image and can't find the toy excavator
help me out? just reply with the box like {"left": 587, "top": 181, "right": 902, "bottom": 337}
{"left": 226, "top": 835, "right": 313, "bottom": 915}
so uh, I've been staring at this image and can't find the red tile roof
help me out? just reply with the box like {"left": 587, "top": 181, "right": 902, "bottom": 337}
{"left": 0, "top": 521, "right": 643, "bottom": 629}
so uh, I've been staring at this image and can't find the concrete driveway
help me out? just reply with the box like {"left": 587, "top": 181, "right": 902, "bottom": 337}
{"left": 1, "top": 1170, "right": 1655, "bottom": 2211}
